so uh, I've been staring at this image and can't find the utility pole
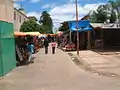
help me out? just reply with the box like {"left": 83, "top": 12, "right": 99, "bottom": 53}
{"left": 75, "top": 0, "right": 79, "bottom": 55}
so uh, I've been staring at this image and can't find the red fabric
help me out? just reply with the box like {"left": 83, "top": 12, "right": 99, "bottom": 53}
{"left": 65, "top": 44, "right": 75, "bottom": 48}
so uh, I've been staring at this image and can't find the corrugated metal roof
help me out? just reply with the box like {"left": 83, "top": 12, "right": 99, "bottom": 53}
{"left": 90, "top": 23, "right": 103, "bottom": 28}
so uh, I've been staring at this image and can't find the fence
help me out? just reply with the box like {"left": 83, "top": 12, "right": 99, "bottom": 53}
{"left": 0, "top": 21, "right": 16, "bottom": 76}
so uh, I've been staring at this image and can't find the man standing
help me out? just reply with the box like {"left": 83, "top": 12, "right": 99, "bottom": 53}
{"left": 44, "top": 38, "right": 49, "bottom": 54}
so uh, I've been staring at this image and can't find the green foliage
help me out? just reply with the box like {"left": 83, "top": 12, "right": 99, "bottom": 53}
{"left": 90, "top": 1, "right": 120, "bottom": 23}
{"left": 39, "top": 11, "right": 53, "bottom": 34}
{"left": 90, "top": 5, "right": 108, "bottom": 23}
{"left": 97, "top": 5, "right": 108, "bottom": 23}
{"left": 110, "top": 11, "right": 117, "bottom": 23}
{"left": 90, "top": 0, "right": 120, "bottom": 23}
{"left": 28, "top": 16, "right": 37, "bottom": 22}
{"left": 89, "top": 11, "right": 97, "bottom": 23}
{"left": 58, "top": 22, "right": 69, "bottom": 32}
{"left": 108, "top": 0, "right": 120, "bottom": 19}
{"left": 20, "top": 20, "right": 42, "bottom": 33}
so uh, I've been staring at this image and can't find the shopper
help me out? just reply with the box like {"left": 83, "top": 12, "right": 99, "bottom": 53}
{"left": 51, "top": 40, "right": 57, "bottom": 54}
{"left": 44, "top": 38, "right": 49, "bottom": 54}
{"left": 27, "top": 42, "right": 34, "bottom": 62}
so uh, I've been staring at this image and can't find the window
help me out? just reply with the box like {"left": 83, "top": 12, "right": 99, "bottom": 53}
{"left": 14, "top": 12, "right": 16, "bottom": 20}
{"left": 19, "top": 15, "right": 21, "bottom": 23}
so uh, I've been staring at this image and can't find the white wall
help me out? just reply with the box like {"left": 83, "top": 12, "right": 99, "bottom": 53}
{"left": 14, "top": 9, "right": 29, "bottom": 31}
{"left": 0, "top": 0, "right": 13, "bottom": 23}
{"left": 0, "top": 0, "right": 29, "bottom": 31}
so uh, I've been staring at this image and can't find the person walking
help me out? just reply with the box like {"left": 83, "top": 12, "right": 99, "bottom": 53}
{"left": 44, "top": 38, "right": 49, "bottom": 54}
{"left": 27, "top": 42, "right": 34, "bottom": 63}
{"left": 51, "top": 40, "right": 57, "bottom": 54}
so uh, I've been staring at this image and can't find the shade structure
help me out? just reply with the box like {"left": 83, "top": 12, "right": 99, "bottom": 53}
{"left": 38, "top": 34, "right": 47, "bottom": 38}
{"left": 46, "top": 34, "right": 58, "bottom": 36}
{"left": 68, "top": 20, "right": 93, "bottom": 32}
{"left": 25, "top": 32, "right": 40, "bottom": 36}
{"left": 56, "top": 31, "right": 63, "bottom": 36}
{"left": 14, "top": 32, "right": 27, "bottom": 36}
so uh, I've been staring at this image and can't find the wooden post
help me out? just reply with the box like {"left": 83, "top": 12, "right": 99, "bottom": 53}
{"left": 101, "top": 29, "right": 104, "bottom": 49}
{"left": 87, "top": 31, "right": 91, "bottom": 49}
{"left": 75, "top": 0, "right": 79, "bottom": 55}
{"left": 69, "top": 30, "right": 72, "bottom": 43}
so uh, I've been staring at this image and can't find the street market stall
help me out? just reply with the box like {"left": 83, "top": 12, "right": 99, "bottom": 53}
{"left": 24, "top": 32, "right": 40, "bottom": 36}
{"left": 14, "top": 32, "right": 41, "bottom": 65}
{"left": 24, "top": 32, "right": 41, "bottom": 52}
{"left": 59, "top": 20, "right": 93, "bottom": 51}
{"left": 14, "top": 32, "right": 27, "bottom": 36}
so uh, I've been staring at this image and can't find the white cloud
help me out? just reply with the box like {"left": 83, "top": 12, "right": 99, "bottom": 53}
{"left": 42, "top": 3, "right": 56, "bottom": 9}
{"left": 48, "top": 3, "right": 105, "bottom": 31}
{"left": 14, "top": 3, "right": 21, "bottom": 9}
{"left": 49, "top": 0, "right": 104, "bottom": 31}
{"left": 49, "top": 3, "right": 105, "bottom": 22}
{"left": 30, "top": 0, "right": 41, "bottom": 3}
{"left": 27, "top": 12, "right": 41, "bottom": 20}
{"left": 26, "top": 2, "right": 105, "bottom": 32}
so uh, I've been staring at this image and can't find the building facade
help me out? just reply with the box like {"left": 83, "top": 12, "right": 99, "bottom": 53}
{"left": 0, "top": 0, "right": 14, "bottom": 23}
{"left": 14, "top": 8, "right": 29, "bottom": 31}
{"left": 0, "top": 0, "right": 29, "bottom": 31}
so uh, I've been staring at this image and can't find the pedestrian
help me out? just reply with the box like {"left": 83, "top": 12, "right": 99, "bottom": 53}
{"left": 51, "top": 40, "right": 57, "bottom": 54}
{"left": 44, "top": 38, "right": 49, "bottom": 54}
{"left": 27, "top": 42, "right": 34, "bottom": 63}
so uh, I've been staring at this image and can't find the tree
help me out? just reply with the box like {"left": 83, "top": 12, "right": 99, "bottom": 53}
{"left": 89, "top": 11, "right": 97, "bottom": 23}
{"left": 28, "top": 16, "right": 37, "bottom": 22}
{"left": 90, "top": 0, "right": 120, "bottom": 23}
{"left": 20, "top": 20, "right": 42, "bottom": 33}
{"left": 108, "top": 0, "right": 120, "bottom": 21}
{"left": 90, "top": 5, "right": 108, "bottom": 23}
{"left": 58, "top": 22, "right": 69, "bottom": 32}
{"left": 110, "top": 11, "right": 117, "bottom": 23}
{"left": 116, "top": 0, "right": 120, "bottom": 19}
{"left": 39, "top": 11, "right": 53, "bottom": 34}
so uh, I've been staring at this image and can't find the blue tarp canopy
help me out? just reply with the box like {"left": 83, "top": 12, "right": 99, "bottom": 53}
{"left": 68, "top": 20, "right": 93, "bottom": 32}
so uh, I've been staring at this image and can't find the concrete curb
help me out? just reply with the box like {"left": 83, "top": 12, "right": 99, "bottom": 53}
{"left": 68, "top": 53, "right": 92, "bottom": 70}
{"left": 73, "top": 54, "right": 92, "bottom": 70}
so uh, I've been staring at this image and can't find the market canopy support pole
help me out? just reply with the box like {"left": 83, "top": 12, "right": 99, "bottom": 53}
{"left": 69, "top": 30, "right": 72, "bottom": 43}
{"left": 87, "top": 31, "right": 91, "bottom": 49}
{"left": 75, "top": 0, "right": 79, "bottom": 55}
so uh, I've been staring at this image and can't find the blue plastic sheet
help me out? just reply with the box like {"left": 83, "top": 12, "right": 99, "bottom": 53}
{"left": 68, "top": 20, "right": 93, "bottom": 32}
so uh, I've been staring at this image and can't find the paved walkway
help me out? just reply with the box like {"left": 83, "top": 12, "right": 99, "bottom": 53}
{"left": 0, "top": 47, "right": 120, "bottom": 90}
{"left": 71, "top": 50, "right": 120, "bottom": 77}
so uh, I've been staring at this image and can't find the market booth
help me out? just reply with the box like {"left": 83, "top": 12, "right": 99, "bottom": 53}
{"left": 24, "top": 32, "right": 40, "bottom": 36}
{"left": 14, "top": 31, "right": 40, "bottom": 36}
{"left": 14, "top": 32, "right": 41, "bottom": 65}
{"left": 59, "top": 20, "right": 93, "bottom": 51}
{"left": 25, "top": 32, "right": 41, "bottom": 51}
{"left": 68, "top": 20, "right": 93, "bottom": 50}
{"left": 93, "top": 25, "right": 120, "bottom": 50}
{"left": 14, "top": 32, "right": 28, "bottom": 65}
